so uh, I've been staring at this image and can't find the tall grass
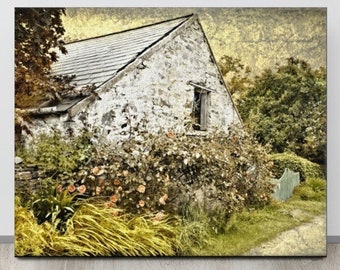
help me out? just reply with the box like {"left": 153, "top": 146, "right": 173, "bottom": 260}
{"left": 15, "top": 177, "right": 326, "bottom": 256}
{"left": 293, "top": 178, "right": 326, "bottom": 202}
{"left": 15, "top": 200, "right": 184, "bottom": 256}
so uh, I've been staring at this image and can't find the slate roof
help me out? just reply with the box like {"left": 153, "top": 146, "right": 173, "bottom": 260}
{"left": 25, "top": 14, "right": 195, "bottom": 115}
{"left": 52, "top": 14, "right": 193, "bottom": 94}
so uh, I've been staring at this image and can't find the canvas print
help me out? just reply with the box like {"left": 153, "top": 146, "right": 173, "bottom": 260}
{"left": 14, "top": 8, "right": 326, "bottom": 256}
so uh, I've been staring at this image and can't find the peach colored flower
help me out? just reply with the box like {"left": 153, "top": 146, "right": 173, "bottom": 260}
{"left": 77, "top": 185, "right": 86, "bottom": 194}
{"left": 92, "top": 166, "right": 100, "bottom": 175}
{"left": 68, "top": 184, "right": 76, "bottom": 193}
{"left": 110, "top": 194, "right": 119, "bottom": 203}
{"left": 138, "top": 200, "right": 145, "bottom": 207}
{"left": 57, "top": 184, "right": 63, "bottom": 193}
{"left": 122, "top": 170, "right": 129, "bottom": 177}
{"left": 117, "top": 186, "right": 123, "bottom": 192}
{"left": 98, "top": 179, "right": 105, "bottom": 187}
{"left": 167, "top": 130, "right": 174, "bottom": 138}
{"left": 112, "top": 210, "right": 120, "bottom": 217}
{"left": 159, "top": 197, "right": 166, "bottom": 205}
{"left": 159, "top": 194, "right": 168, "bottom": 205}
{"left": 95, "top": 186, "right": 102, "bottom": 195}
{"left": 113, "top": 179, "right": 120, "bottom": 186}
{"left": 137, "top": 184, "right": 146, "bottom": 193}
{"left": 154, "top": 212, "right": 165, "bottom": 222}
{"left": 105, "top": 201, "right": 114, "bottom": 208}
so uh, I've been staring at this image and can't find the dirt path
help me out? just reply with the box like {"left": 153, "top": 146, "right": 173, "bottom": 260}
{"left": 245, "top": 214, "right": 326, "bottom": 256}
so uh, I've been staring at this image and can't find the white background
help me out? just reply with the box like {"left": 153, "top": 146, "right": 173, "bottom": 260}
{"left": 1, "top": 0, "right": 339, "bottom": 239}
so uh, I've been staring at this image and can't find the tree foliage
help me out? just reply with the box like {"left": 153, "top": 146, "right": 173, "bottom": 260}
{"left": 218, "top": 55, "right": 252, "bottom": 106}
{"left": 15, "top": 8, "right": 68, "bottom": 108}
{"left": 237, "top": 57, "right": 326, "bottom": 163}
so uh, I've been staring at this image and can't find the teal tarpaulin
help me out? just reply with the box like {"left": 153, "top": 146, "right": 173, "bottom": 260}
{"left": 272, "top": 168, "right": 300, "bottom": 201}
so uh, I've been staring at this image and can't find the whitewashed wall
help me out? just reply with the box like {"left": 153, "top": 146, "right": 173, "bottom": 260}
{"left": 28, "top": 19, "right": 241, "bottom": 143}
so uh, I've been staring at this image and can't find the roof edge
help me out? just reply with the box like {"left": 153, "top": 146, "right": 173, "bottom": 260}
{"left": 195, "top": 18, "right": 243, "bottom": 125}
{"left": 18, "top": 14, "right": 195, "bottom": 114}
{"left": 67, "top": 14, "right": 198, "bottom": 118}
{"left": 65, "top": 13, "right": 194, "bottom": 45}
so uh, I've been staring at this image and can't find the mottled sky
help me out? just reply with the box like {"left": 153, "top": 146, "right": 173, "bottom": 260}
{"left": 62, "top": 8, "right": 326, "bottom": 75}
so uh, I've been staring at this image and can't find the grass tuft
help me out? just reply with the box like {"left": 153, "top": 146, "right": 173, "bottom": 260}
{"left": 15, "top": 200, "right": 183, "bottom": 256}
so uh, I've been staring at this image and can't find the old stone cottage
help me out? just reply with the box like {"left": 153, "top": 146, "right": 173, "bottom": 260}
{"left": 24, "top": 14, "right": 241, "bottom": 142}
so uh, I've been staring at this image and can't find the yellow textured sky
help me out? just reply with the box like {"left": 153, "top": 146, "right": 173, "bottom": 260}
{"left": 62, "top": 8, "right": 326, "bottom": 75}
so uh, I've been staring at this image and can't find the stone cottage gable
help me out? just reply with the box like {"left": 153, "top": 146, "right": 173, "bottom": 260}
{"left": 26, "top": 14, "right": 242, "bottom": 141}
{"left": 52, "top": 15, "right": 192, "bottom": 92}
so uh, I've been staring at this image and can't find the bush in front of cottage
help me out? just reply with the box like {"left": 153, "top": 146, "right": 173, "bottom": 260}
{"left": 17, "top": 125, "right": 274, "bottom": 221}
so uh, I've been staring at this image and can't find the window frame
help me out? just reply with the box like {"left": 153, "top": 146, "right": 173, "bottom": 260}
{"left": 189, "top": 82, "right": 214, "bottom": 131}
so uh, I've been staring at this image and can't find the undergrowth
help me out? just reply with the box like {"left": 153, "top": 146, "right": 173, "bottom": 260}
{"left": 15, "top": 130, "right": 326, "bottom": 256}
{"left": 192, "top": 177, "right": 326, "bottom": 256}
{"left": 15, "top": 175, "right": 326, "bottom": 256}
{"left": 16, "top": 127, "right": 274, "bottom": 217}
{"left": 15, "top": 199, "right": 184, "bottom": 256}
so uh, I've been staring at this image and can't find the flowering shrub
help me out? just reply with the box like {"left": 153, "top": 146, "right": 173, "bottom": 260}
{"left": 17, "top": 126, "right": 274, "bottom": 217}
{"left": 60, "top": 126, "right": 274, "bottom": 216}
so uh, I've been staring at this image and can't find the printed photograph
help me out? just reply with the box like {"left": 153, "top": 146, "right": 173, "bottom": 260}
{"left": 14, "top": 7, "right": 326, "bottom": 256}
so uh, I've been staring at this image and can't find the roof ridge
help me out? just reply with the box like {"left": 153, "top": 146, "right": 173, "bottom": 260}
{"left": 91, "top": 13, "right": 196, "bottom": 89}
{"left": 44, "top": 13, "right": 199, "bottom": 114}
{"left": 66, "top": 13, "right": 194, "bottom": 45}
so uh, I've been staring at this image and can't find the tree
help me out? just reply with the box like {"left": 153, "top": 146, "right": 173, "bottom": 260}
{"left": 239, "top": 58, "right": 326, "bottom": 164}
{"left": 15, "top": 8, "right": 68, "bottom": 108}
{"left": 218, "top": 55, "right": 252, "bottom": 106}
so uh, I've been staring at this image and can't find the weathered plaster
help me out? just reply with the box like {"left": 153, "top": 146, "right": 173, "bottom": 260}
{"left": 27, "top": 18, "right": 241, "bottom": 143}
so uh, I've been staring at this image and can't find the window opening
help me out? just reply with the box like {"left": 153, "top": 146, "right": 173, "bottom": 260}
{"left": 193, "top": 90, "right": 208, "bottom": 131}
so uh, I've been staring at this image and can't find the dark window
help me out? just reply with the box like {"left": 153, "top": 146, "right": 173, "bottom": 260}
{"left": 193, "top": 90, "right": 208, "bottom": 131}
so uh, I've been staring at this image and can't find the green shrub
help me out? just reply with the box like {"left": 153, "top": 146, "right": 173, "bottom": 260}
{"left": 178, "top": 202, "right": 220, "bottom": 254}
{"left": 307, "top": 177, "right": 326, "bottom": 192}
{"left": 17, "top": 130, "right": 92, "bottom": 175}
{"left": 16, "top": 130, "right": 93, "bottom": 202}
{"left": 16, "top": 126, "right": 274, "bottom": 217}
{"left": 293, "top": 178, "right": 326, "bottom": 202}
{"left": 269, "top": 152, "right": 324, "bottom": 181}
{"left": 76, "top": 126, "right": 274, "bottom": 216}
{"left": 31, "top": 183, "right": 82, "bottom": 233}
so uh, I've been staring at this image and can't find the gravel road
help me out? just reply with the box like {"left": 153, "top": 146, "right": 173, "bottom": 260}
{"left": 245, "top": 214, "right": 326, "bottom": 256}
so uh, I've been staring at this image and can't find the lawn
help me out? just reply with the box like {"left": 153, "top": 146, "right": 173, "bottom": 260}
{"left": 194, "top": 194, "right": 326, "bottom": 256}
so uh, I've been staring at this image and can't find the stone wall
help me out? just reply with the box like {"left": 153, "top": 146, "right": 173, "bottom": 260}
{"left": 26, "top": 18, "right": 241, "bottom": 143}
{"left": 15, "top": 164, "right": 48, "bottom": 194}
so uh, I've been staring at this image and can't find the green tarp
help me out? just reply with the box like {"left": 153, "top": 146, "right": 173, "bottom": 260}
{"left": 272, "top": 168, "right": 300, "bottom": 201}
